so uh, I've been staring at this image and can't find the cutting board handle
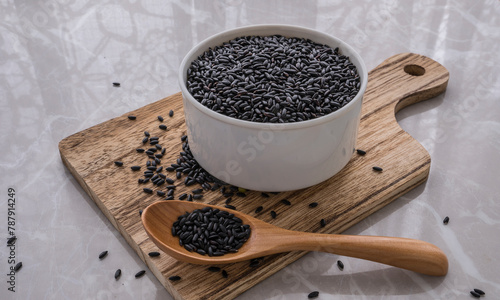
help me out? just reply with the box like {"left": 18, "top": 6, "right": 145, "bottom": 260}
{"left": 363, "top": 53, "right": 449, "bottom": 117}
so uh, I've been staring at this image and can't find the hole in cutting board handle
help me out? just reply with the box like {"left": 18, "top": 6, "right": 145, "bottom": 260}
{"left": 403, "top": 64, "right": 426, "bottom": 76}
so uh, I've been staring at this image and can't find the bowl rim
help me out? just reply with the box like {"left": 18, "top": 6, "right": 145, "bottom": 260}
{"left": 178, "top": 24, "right": 368, "bottom": 130}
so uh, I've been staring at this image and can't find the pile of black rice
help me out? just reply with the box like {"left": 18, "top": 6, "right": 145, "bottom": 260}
{"left": 172, "top": 206, "right": 251, "bottom": 256}
{"left": 186, "top": 35, "right": 360, "bottom": 123}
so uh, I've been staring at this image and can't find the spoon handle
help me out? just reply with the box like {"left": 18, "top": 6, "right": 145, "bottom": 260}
{"left": 270, "top": 231, "right": 448, "bottom": 276}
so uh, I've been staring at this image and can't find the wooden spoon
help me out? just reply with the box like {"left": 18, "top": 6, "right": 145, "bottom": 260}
{"left": 142, "top": 200, "right": 448, "bottom": 276}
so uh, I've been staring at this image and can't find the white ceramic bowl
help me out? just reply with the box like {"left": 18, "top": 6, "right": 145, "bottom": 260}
{"left": 179, "top": 25, "right": 368, "bottom": 192}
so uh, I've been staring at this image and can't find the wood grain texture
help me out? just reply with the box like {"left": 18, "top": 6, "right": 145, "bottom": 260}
{"left": 59, "top": 53, "right": 449, "bottom": 300}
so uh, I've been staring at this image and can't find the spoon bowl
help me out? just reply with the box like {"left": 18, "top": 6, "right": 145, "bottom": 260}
{"left": 142, "top": 201, "right": 448, "bottom": 276}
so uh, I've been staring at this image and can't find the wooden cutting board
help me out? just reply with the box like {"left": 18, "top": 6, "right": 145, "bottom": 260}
{"left": 59, "top": 53, "right": 448, "bottom": 300}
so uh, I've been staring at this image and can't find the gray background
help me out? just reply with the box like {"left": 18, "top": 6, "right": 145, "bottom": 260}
{"left": 1, "top": 0, "right": 499, "bottom": 299}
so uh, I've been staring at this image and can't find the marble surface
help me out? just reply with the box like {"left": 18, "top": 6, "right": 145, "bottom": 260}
{"left": 1, "top": 0, "right": 499, "bottom": 299}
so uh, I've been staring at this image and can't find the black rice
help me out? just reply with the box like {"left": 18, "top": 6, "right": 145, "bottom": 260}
{"left": 172, "top": 206, "right": 251, "bottom": 256}
{"left": 221, "top": 270, "right": 228, "bottom": 278}
{"left": 443, "top": 216, "right": 449, "bottom": 225}
{"left": 320, "top": 218, "right": 326, "bottom": 227}
{"left": 131, "top": 166, "right": 141, "bottom": 171}
{"left": 135, "top": 270, "right": 146, "bottom": 278}
{"left": 309, "top": 202, "right": 318, "bottom": 208}
{"left": 169, "top": 110, "right": 174, "bottom": 117}
{"left": 136, "top": 148, "right": 145, "bottom": 153}
{"left": 270, "top": 211, "right": 277, "bottom": 219}
{"left": 192, "top": 188, "right": 203, "bottom": 194}
{"left": 179, "top": 193, "right": 187, "bottom": 200}
{"left": 98, "top": 250, "right": 108, "bottom": 260}
{"left": 255, "top": 206, "right": 263, "bottom": 213}
{"left": 308, "top": 291, "right": 319, "bottom": 298}
{"left": 112, "top": 82, "right": 120, "bottom": 87}
{"left": 337, "top": 260, "right": 344, "bottom": 270}
{"left": 114, "top": 269, "right": 121, "bottom": 280}
{"left": 169, "top": 275, "right": 181, "bottom": 281}
{"left": 158, "top": 115, "right": 164, "bottom": 122}
{"left": 224, "top": 204, "right": 236, "bottom": 210}
{"left": 148, "top": 251, "right": 161, "bottom": 257}
{"left": 114, "top": 161, "right": 123, "bottom": 167}
{"left": 14, "top": 262, "right": 22, "bottom": 272}
{"left": 372, "top": 166, "right": 383, "bottom": 172}
{"left": 280, "top": 199, "right": 291, "bottom": 205}
{"left": 193, "top": 194, "right": 203, "bottom": 200}
{"left": 165, "top": 136, "right": 227, "bottom": 194}
{"left": 470, "top": 291, "right": 481, "bottom": 298}
{"left": 143, "top": 188, "right": 153, "bottom": 194}
{"left": 473, "top": 289, "right": 485, "bottom": 295}
{"left": 157, "top": 191, "right": 166, "bottom": 197}
{"left": 159, "top": 124, "right": 167, "bottom": 130}
{"left": 186, "top": 35, "right": 360, "bottom": 123}
{"left": 356, "top": 149, "right": 366, "bottom": 155}
{"left": 127, "top": 115, "right": 136, "bottom": 120}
